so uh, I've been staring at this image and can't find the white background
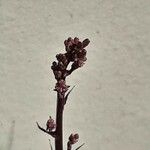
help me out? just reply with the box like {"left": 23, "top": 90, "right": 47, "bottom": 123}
{"left": 0, "top": 0, "right": 150, "bottom": 150}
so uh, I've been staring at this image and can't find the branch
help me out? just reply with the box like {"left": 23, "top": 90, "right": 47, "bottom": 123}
{"left": 36, "top": 122, "right": 56, "bottom": 138}
{"left": 67, "top": 142, "right": 85, "bottom": 150}
{"left": 64, "top": 86, "right": 75, "bottom": 104}
{"left": 75, "top": 143, "right": 85, "bottom": 150}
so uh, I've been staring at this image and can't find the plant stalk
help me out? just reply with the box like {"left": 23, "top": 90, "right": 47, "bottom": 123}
{"left": 55, "top": 93, "right": 64, "bottom": 150}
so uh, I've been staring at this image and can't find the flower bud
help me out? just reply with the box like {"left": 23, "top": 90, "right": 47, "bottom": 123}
{"left": 76, "top": 42, "right": 82, "bottom": 49}
{"left": 58, "top": 61, "right": 66, "bottom": 70}
{"left": 82, "top": 38, "right": 90, "bottom": 48}
{"left": 54, "top": 71, "right": 62, "bottom": 80}
{"left": 74, "top": 37, "right": 79, "bottom": 44}
{"left": 67, "top": 37, "right": 72, "bottom": 41}
{"left": 46, "top": 116, "right": 56, "bottom": 131}
{"left": 69, "top": 133, "right": 79, "bottom": 144}
{"left": 78, "top": 49, "right": 87, "bottom": 58}
{"left": 51, "top": 61, "right": 58, "bottom": 70}
{"left": 54, "top": 79, "right": 70, "bottom": 93}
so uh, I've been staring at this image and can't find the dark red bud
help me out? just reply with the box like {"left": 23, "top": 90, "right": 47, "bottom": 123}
{"left": 51, "top": 61, "right": 58, "bottom": 70}
{"left": 58, "top": 62, "right": 66, "bottom": 70}
{"left": 82, "top": 49, "right": 87, "bottom": 55}
{"left": 54, "top": 71, "right": 62, "bottom": 79}
{"left": 67, "top": 37, "right": 72, "bottom": 41}
{"left": 74, "top": 134, "right": 79, "bottom": 139}
{"left": 52, "top": 61, "right": 57, "bottom": 66}
{"left": 82, "top": 39, "right": 90, "bottom": 48}
{"left": 64, "top": 40, "right": 67, "bottom": 44}
{"left": 76, "top": 42, "right": 82, "bottom": 49}
{"left": 74, "top": 37, "right": 79, "bottom": 44}
{"left": 46, "top": 116, "right": 56, "bottom": 131}
{"left": 69, "top": 133, "right": 79, "bottom": 144}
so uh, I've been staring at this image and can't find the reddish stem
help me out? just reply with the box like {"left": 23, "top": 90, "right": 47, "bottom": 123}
{"left": 55, "top": 93, "right": 64, "bottom": 150}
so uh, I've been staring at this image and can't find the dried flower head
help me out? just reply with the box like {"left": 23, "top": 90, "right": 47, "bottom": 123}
{"left": 46, "top": 116, "right": 56, "bottom": 131}
{"left": 51, "top": 37, "right": 90, "bottom": 83}
{"left": 54, "top": 79, "right": 70, "bottom": 93}
{"left": 69, "top": 133, "right": 79, "bottom": 144}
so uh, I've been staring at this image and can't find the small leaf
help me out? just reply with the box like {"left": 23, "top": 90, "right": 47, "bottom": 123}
{"left": 75, "top": 143, "right": 85, "bottom": 150}
{"left": 64, "top": 86, "right": 75, "bottom": 104}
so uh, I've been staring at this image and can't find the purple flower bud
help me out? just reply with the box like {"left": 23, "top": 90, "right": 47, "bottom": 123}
{"left": 82, "top": 38, "right": 90, "bottom": 48}
{"left": 46, "top": 116, "right": 56, "bottom": 131}
{"left": 74, "top": 37, "right": 79, "bottom": 44}
{"left": 54, "top": 79, "right": 70, "bottom": 93}
{"left": 74, "top": 134, "right": 79, "bottom": 139}
{"left": 67, "top": 37, "right": 72, "bottom": 42}
{"left": 69, "top": 133, "right": 79, "bottom": 144}
{"left": 64, "top": 38, "right": 74, "bottom": 52}
{"left": 56, "top": 53, "right": 68, "bottom": 65}
{"left": 71, "top": 56, "right": 86, "bottom": 69}
{"left": 78, "top": 49, "right": 87, "bottom": 58}
{"left": 64, "top": 40, "right": 68, "bottom": 46}
{"left": 82, "top": 49, "right": 87, "bottom": 55}
{"left": 58, "top": 62, "right": 66, "bottom": 70}
{"left": 77, "top": 59, "right": 85, "bottom": 67}
{"left": 52, "top": 61, "right": 57, "bottom": 66}
{"left": 54, "top": 71, "right": 62, "bottom": 80}
{"left": 51, "top": 61, "right": 58, "bottom": 70}
{"left": 76, "top": 42, "right": 82, "bottom": 49}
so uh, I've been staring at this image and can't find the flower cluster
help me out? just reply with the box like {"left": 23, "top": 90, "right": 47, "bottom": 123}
{"left": 51, "top": 37, "right": 90, "bottom": 96}
{"left": 54, "top": 79, "right": 70, "bottom": 93}
{"left": 51, "top": 37, "right": 90, "bottom": 82}
{"left": 46, "top": 116, "right": 56, "bottom": 132}
{"left": 68, "top": 133, "right": 79, "bottom": 144}
{"left": 65, "top": 37, "right": 90, "bottom": 70}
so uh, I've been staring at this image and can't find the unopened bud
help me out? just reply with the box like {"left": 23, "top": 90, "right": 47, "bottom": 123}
{"left": 46, "top": 116, "right": 56, "bottom": 131}
{"left": 69, "top": 133, "right": 79, "bottom": 144}
{"left": 82, "top": 39, "right": 90, "bottom": 48}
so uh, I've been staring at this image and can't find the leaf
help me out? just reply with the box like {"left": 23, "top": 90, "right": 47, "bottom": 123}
{"left": 64, "top": 86, "right": 75, "bottom": 104}
{"left": 75, "top": 143, "right": 85, "bottom": 150}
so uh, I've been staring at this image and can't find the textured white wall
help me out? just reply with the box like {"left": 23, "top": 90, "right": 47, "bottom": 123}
{"left": 0, "top": 0, "right": 150, "bottom": 150}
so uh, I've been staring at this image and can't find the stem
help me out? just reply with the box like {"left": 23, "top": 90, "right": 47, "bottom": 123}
{"left": 67, "top": 141, "right": 72, "bottom": 150}
{"left": 55, "top": 93, "right": 64, "bottom": 150}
